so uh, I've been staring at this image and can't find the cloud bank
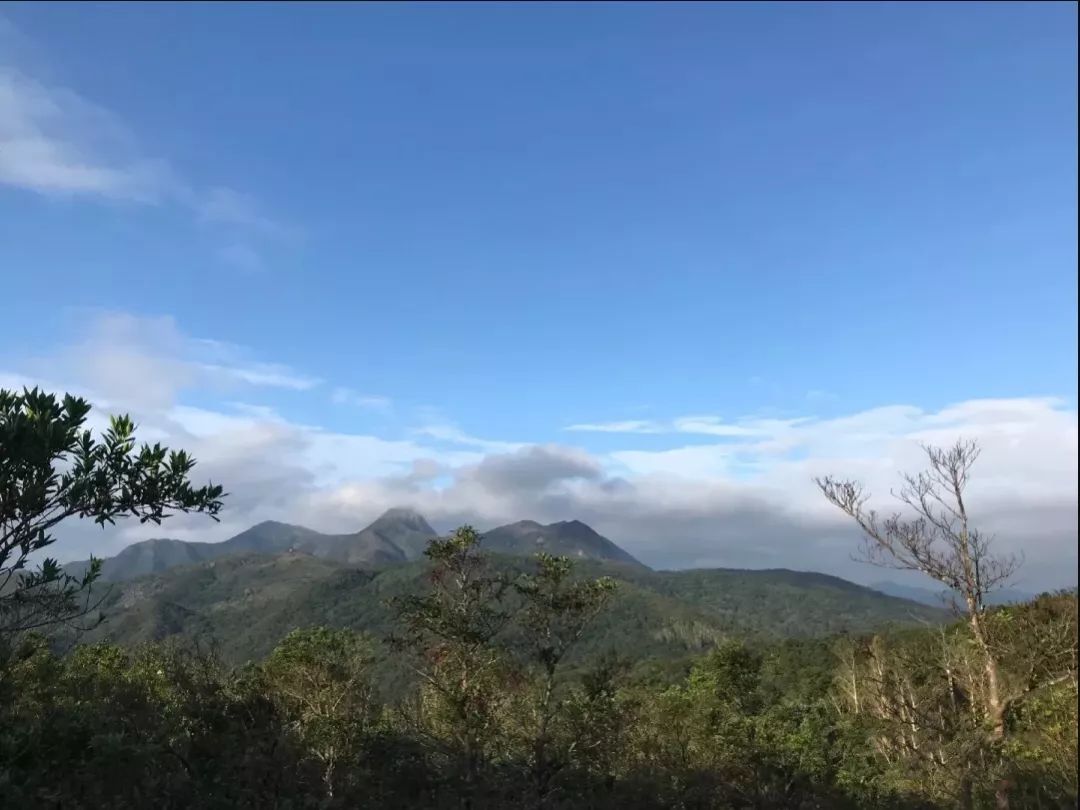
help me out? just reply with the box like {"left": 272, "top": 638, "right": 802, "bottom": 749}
{"left": 3, "top": 312, "right": 1075, "bottom": 592}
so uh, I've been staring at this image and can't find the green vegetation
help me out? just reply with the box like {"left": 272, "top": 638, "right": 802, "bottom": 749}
{"left": 2, "top": 553, "right": 1074, "bottom": 808}
{"left": 76, "top": 551, "right": 947, "bottom": 672}
{"left": 1, "top": 390, "right": 1075, "bottom": 808}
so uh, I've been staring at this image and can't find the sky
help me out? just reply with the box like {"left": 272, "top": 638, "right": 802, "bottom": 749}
{"left": 1, "top": 3, "right": 1077, "bottom": 589}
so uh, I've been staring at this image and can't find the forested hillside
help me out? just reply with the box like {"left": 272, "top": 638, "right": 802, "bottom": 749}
{"left": 4, "top": 531, "right": 1076, "bottom": 810}
{"left": 77, "top": 547, "right": 945, "bottom": 668}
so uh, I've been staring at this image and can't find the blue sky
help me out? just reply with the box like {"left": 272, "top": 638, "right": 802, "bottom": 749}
{"left": 1, "top": 4, "right": 1077, "bottom": 586}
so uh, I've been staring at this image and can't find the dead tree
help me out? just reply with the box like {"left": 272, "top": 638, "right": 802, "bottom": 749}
{"left": 816, "top": 439, "right": 1021, "bottom": 809}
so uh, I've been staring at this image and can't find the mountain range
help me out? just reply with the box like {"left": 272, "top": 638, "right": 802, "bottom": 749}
{"left": 64, "top": 509, "right": 645, "bottom": 583}
{"left": 64, "top": 509, "right": 948, "bottom": 669}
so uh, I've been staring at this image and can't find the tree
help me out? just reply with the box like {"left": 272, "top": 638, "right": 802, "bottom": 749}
{"left": 263, "top": 627, "right": 378, "bottom": 799}
{"left": 562, "top": 652, "right": 634, "bottom": 796}
{"left": 816, "top": 439, "right": 1031, "bottom": 810}
{"left": 390, "top": 526, "right": 515, "bottom": 805}
{"left": 514, "top": 552, "right": 616, "bottom": 806}
{"left": 0, "top": 388, "right": 224, "bottom": 644}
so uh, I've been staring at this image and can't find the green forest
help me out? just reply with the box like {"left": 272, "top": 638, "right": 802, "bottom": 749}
{"left": 2, "top": 389, "right": 1077, "bottom": 809}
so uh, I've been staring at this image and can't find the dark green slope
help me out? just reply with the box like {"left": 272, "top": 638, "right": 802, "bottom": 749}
{"left": 90, "top": 552, "right": 349, "bottom": 652}
{"left": 84, "top": 551, "right": 945, "bottom": 670}
{"left": 651, "top": 567, "right": 947, "bottom": 637}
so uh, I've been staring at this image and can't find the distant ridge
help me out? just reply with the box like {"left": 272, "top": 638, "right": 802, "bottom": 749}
{"left": 870, "top": 580, "right": 1039, "bottom": 607}
{"left": 64, "top": 511, "right": 645, "bottom": 582}
{"left": 63, "top": 510, "right": 431, "bottom": 582}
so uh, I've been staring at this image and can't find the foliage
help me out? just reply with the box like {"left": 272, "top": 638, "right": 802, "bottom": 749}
{"left": 76, "top": 549, "right": 946, "bottom": 677}
{"left": 390, "top": 526, "right": 518, "bottom": 802}
{"left": 0, "top": 558, "right": 1075, "bottom": 809}
{"left": 262, "top": 627, "right": 379, "bottom": 798}
{"left": 0, "top": 387, "right": 223, "bottom": 645}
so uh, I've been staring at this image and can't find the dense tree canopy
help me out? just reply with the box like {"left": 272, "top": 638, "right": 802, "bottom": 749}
{"left": 1, "top": 585, "right": 1073, "bottom": 809}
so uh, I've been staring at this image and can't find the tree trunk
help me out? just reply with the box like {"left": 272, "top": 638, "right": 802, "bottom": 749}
{"left": 533, "top": 671, "right": 558, "bottom": 809}
{"left": 959, "top": 772, "right": 974, "bottom": 810}
{"left": 968, "top": 607, "right": 1009, "bottom": 810}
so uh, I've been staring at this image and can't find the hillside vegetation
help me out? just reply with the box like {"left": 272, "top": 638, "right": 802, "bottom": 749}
{"left": 79, "top": 542, "right": 946, "bottom": 669}
{"left": 5, "top": 532, "right": 1076, "bottom": 810}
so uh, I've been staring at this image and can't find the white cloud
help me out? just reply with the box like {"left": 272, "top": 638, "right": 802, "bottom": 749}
{"left": 566, "top": 415, "right": 807, "bottom": 439}
{"left": 0, "top": 23, "right": 293, "bottom": 267}
{"left": 198, "top": 187, "right": 298, "bottom": 243}
{"left": 565, "top": 420, "right": 665, "bottom": 434}
{"left": 671, "top": 415, "right": 790, "bottom": 438}
{"left": 611, "top": 398, "right": 1078, "bottom": 503}
{"left": 412, "top": 423, "right": 524, "bottom": 454}
{"left": 300, "top": 398, "right": 1077, "bottom": 588}
{"left": 200, "top": 362, "right": 322, "bottom": 391}
{"left": 200, "top": 187, "right": 273, "bottom": 231}
{"left": 0, "top": 67, "right": 173, "bottom": 201}
{"left": 331, "top": 387, "right": 393, "bottom": 411}
{"left": 18, "top": 312, "right": 322, "bottom": 411}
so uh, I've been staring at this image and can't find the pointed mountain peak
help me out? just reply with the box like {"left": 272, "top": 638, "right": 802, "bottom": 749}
{"left": 550, "top": 519, "right": 598, "bottom": 533}
{"left": 222, "top": 520, "right": 324, "bottom": 555}
{"left": 134, "top": 537, "right": 186, "bottom": 549}
{"left": 378, "top": 506, "right": 427, "bottom": 520}
{"left": 482, "top": 518, "right": 648, "bottom": 569}
{"left": 499, "top": 519, "right": 544, "bottom": 534}
{"left": 235, "top": 519, "right": 322, "bottom": 537}
{"left": 249, "top": 519, "right": 296, "bottom": 531}
{"left": 355, "top": 508, "right": 437, "bottom": 561}
{"left": 370, "top": 507, "right": 435, "bottom": 532}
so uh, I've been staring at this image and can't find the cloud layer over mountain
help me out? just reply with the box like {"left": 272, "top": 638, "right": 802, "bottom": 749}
{"left": 3, "top": 311, "right": 1076, "bottom": 590}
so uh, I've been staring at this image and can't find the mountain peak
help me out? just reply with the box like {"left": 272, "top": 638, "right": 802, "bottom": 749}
{"left": 249, "top": 519, "right": 294, "bottom": 531}
{"left": 482, "top": 519, "right": 647, "bottom": 569}
{"left": 354, "top": 508, "right": 437, "bottom": 561}
{"left": 374, "top": 507, "right": 432, "bottom": 526}
{"left": 136, "top": 537, "right": 186, "bottom": 548}
{"left": 551, "top": 519, "right": 599, "bottom": 534}
{"left": 502, "top": 519, "right": 544, "bottom": 533}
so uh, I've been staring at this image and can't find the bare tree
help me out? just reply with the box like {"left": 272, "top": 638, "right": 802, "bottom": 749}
{"left": 816, "top": 439, "right": 1021, "bottom": 809}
